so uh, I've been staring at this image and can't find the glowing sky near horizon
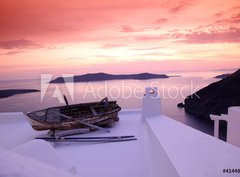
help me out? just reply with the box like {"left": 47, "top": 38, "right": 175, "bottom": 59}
{"left": 0, "top": 0, "right": 240, "bottom": 79}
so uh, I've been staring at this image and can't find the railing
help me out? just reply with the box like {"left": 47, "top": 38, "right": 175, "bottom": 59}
{"left": 210, "top": 107, "right": 240, "bottom": 148}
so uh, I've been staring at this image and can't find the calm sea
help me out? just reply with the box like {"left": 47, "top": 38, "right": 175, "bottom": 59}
{"left": 0, "top": 71, "right": 229, "bottom": 139}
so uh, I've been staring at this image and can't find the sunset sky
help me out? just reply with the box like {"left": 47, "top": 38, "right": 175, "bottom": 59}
{"left": 0, "top": 0, "right": 240, "bottom": 79}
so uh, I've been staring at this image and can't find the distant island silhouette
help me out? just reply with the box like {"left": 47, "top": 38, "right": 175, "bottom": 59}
{"left": 0, "top": 89, "right": 40, "bottom": 99}
{"left": 50, "top": 72, "right": 170, "bottom": 83}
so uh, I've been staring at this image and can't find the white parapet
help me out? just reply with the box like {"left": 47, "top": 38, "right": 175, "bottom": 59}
{"left": 141, "top": 87, "right": 161, "bottom": 120}
{"left": 227, "top": 107, "right": 240, "bottom": 147}
{"left": 146, "top": 114, "right": 240, "bottom": 177}
{"left": 210, "top": 106, "right": 240, "bottom": 148}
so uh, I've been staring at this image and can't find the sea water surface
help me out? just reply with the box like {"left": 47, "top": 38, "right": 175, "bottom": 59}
{"left": 0, "top": 71, "right": 228, "bottom": 139}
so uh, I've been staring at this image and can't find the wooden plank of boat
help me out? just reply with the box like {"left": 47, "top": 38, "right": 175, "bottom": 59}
{"left": 53, "top": 112, "right": 110, "bottom": 133}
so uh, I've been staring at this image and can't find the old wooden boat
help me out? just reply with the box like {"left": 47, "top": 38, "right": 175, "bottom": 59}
{"left": 24, "top": 97, "right": 121, "bottom": 131}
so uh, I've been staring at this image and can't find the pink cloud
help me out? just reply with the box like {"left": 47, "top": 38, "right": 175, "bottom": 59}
{"left": 216, "top": 13, "right": 240, "bottom": 24}
{"left": 168, "top": 0, "right": 194, "bottom": 13}
{"left": 135, "top": 25, "right": 240, "bottom": 44}
{"left": 4, "top": 51, "right": 25, "bottom": 55}
{"left": 181, "top": 27, "right": 240, "bottom": 43}
{"left": 0, "top": 0, "right": 161, "bottom": 41}
{"left": 0, "top": 39, "right": 41, "bottom": 49}
{"left": 0, "top": 0, "right": 197, "bottom": 42}
{"left": 230, "top": 5, "right": 240, "bottom": 11}
{"left": 135, "top": 35, "right": 168, "bottom": 41}
{"left": 155, "top": 18, "right": 168, "bottom": 24}
{"left": 119, "top": 25, "right": 137, "bottom": 32}
{"left": 214, "top": 12, "right": 224, "bottom": 18}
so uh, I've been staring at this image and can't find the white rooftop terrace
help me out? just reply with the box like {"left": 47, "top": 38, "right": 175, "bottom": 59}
{"left": 0, "top": 87, "right": 240, "bottom": 177}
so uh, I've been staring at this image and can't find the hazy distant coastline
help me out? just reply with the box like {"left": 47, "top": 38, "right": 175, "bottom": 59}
{"left": 0, "top": 89, "right": 40, "bottom": 99}
{"left": 50, "top": 72, "right": 170, "bottom": 83}
{"left": 214, "top": 73, "right": 231, "bottom": 79}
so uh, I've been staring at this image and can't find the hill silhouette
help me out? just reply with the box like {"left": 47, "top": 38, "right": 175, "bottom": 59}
{"left": 50, "top": 72, "right": 169, "bottom": 83}
{"left": 182, "top": 69, "right": 240, "bottom": 119}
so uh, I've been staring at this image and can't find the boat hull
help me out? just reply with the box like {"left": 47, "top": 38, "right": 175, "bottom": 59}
{"left": 24, "top": 100, "right": 121, "bottom": 131}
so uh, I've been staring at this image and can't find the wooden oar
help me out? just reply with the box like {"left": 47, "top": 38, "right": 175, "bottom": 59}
{"left": 36, "top": 135, "right": 137, "bottom": 143}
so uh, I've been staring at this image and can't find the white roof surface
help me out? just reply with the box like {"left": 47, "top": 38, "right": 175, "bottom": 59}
{"left": 0, "top": 110, "right": 240, "bottom": 177}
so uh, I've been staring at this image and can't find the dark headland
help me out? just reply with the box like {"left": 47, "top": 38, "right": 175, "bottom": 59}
{"left": 214, "top": 73, "right": 231, "bottom": 79}
{"left": 178, "top": 69, "right": 240, "bottom": 119}
{"left": 50, "top": 72, "right": 170, "bottom": 83}
{"left": 0, "top": 89, "right": 40, "bottom": 99}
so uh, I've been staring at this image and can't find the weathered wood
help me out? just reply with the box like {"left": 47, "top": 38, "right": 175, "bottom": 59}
{"left": 24, "top": 98, "right": 121, "bottom": 131}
